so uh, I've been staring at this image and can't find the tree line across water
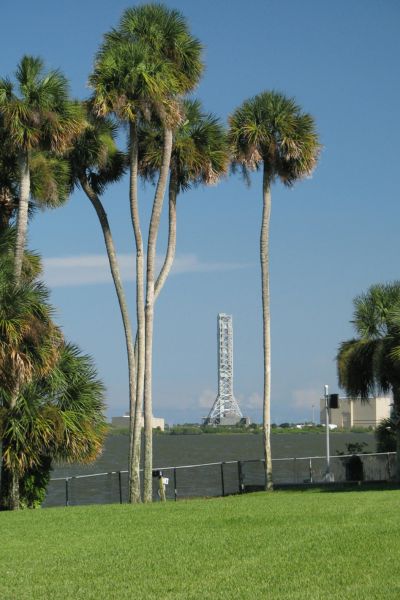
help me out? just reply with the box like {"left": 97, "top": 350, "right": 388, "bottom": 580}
{"left": 0, "top": 3, "right": 398, "bottom": 510}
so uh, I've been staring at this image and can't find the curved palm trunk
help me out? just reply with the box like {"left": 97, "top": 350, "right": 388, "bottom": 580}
{"left": 128, "top": 122, "right": 146, "bottom": 503}
{"left": 80, "top": 175, "right": 137, "bottom": 489}
{"left": 261, "top": 165, "right": 273, "bottom": 490}
{"left": 132, "top": 174, "right": 177, "bottom": 380}
{"left": 154, "top": 172, "right": 177, "bottom": 303}
{"left": 14, "top": 152, "right": 30, "bottom": 284}
{"left": 131, "top": 175, "right": 177, "bottom": 454}
{"left": 143, "top": 127, "right": 173, "bottom": 503}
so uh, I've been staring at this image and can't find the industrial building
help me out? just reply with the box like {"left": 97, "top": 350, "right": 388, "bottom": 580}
{"left": 111, "top": 413, "right": 165, "bottom": 431}
{"left": 319, "top": 396, "right": 391, "bottom": 429}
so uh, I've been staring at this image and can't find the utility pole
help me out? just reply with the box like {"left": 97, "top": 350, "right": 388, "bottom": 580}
{"left": 324, "top": 384, "right": 334, "bottom": 482}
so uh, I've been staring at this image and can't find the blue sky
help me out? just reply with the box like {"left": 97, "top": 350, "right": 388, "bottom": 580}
{"left": 2, "top": 0, "right": 400, "bottom": 423}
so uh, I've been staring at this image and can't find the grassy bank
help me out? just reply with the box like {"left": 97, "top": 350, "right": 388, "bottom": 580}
{"left": 1, "top": 489, "right": 399, "bottom": 599}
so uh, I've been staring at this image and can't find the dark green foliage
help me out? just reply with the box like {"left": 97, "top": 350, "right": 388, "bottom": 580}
{"left": 375, "top": 418, "right": 396, "bottom": 452}
{"left": 19, "top": 456, "right": 52, "bottom": 509}
{"left": 337, "top": 282, "right": 400, "bottom": 399}
{"left": 336, "top": 442, "right": 368, "bottom": 455}
{"left": 67, "top": 105, "right": 126, "bottom": 195}
{"left": 0, "top": 229, "right": 107, "bottom": 507}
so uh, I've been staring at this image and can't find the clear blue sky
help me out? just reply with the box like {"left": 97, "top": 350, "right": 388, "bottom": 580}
{"left": 2, "top": 0, "right": 400, "bottom": 423}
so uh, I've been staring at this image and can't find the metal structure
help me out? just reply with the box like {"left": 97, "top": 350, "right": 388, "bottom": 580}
{"left": 205, "top": 314, "right": 243, "bottom": 425}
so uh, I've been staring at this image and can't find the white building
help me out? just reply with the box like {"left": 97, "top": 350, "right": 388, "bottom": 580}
{"left": 111, "top": 413, "right": 165, "bottom": 431}
{"left": 320, "top": 396, "right": 391, "bottom": 429}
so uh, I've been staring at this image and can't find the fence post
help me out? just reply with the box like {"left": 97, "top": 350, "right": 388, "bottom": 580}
{"left": 118, "top": 471, "right": 123, "bottom": 504}
{"left": 237, "top": 461, "right": 243, "bottom": 493}
{"left": 65, "top": 478, "right": 70, "bottom": 507}
{"left": 220, "top": 463, "right": 225, "bottom": 497}
{"left": 387, "top": 453, "right": 391, "bottom": 481}
{"left": 309, "top": 458, "right": 313, "bottom": 483}
{"left": 174, "top": 468, "right": 177, "bottom": 501}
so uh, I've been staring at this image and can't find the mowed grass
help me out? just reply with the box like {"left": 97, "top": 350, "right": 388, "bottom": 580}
{"left": 1, "top": 489, "right": 400, "bottom": 600}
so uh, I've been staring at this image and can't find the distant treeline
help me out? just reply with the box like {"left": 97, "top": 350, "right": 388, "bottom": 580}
{"left": 108, "top": 423, "right": 374, "bottom": 436}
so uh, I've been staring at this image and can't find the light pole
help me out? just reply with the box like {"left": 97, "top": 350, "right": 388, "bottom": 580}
{"left": 324, "top": 384, "right": 334, "bottom": 482}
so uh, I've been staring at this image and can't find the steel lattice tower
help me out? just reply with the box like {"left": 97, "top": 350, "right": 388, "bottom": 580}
{"left": 205, "top": 314, "right": 243, "bottom": 425}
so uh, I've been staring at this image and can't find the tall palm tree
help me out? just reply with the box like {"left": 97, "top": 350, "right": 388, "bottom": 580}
{"left": 337, "top": 282, "right": 400, "bottom": 481}
{"left": 67, "top": 107, "right": 137, "bottom": 492}
{"left": 139, "top": 98, "right": 229, "bottom": 300}
{"left": 0, "top": 56, "right": 83, "bottom": 283}
{"left": 90, "top": 4, "right": 203, "bottom": 502}
{"left": 229, "top": 91, "right": 320, "bottom": 489}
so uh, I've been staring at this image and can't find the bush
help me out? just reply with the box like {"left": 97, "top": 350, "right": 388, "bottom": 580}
{"left": 375, "top": 418, "right": 396, "bottom": 452}
{"left": 19, "top": 456, "right": 52, "bottom": 509}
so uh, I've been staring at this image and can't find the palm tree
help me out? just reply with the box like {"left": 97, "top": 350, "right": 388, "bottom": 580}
{"left": 0, "top": 230, "right": 106, "bottom": 510}
{"left": 0, "top": 56, "right": 83, "bottom": 283}
{"left": 337, "top": 282, "right": 400, "bottom": 481}
{"left": 0, "top": 341, "right": 106, "bottom": 510}
{"left": 229, "top": 91, "right": 320, "bottom": 489}
{"left": 67, "top": 107, "right": 137, "bottom": 494}
{"left": 139, "top": 98, "right": 229, "bottom": 300}
{"left": 0, "top": 249, "right": 62, "bottom": 509}
{"left": 90, "top": 4, "right": 203, "bottom": 502}
{"left": 0, "top": 120, "right": 70, "bottom": 235}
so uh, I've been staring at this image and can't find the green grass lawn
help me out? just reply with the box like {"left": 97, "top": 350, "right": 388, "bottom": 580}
{"left": 1, "top": 489, "right": 399, "bottom": 599}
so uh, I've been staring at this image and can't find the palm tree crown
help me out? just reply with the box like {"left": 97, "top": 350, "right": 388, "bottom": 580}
{"left": 337, "top": 282, "right": 400, "bottom": 481}
{"left": 68, "top": 105, "right": 126, "bottom": 193}
{"left": 337, "top": 282, "right": 400, "bottom": 398}
{"left": 0, "top": 56, "right": 82, "bottom": 154}
{"left": 90, "top": 3, "right": 203, "bottom": 125}
{"left": 139, "top": 98, "right": 229, "bottom": 191}
{"left": 229, "top": 91, "right": 320, "bottom": 183}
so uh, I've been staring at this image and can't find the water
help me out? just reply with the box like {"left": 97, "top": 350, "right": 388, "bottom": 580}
{"left": 44, "top": 432, "right": 378, "bottom": 507}
{"left": 51, "top": 431, "right": 376, "bottom": 477}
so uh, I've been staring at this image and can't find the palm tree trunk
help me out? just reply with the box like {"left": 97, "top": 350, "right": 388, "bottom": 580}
{"left": 154, "top": 171, "right": 177, "bottom": 303}
{"left": 0, "top": 451, "right": 19, "bottom": 511}
{"left": 128, "top": 122, "right": 146, "bottom": 503}
{"left": 143, "top": 127, "right": 173, "bottom": 503}
{"left": 14, "top": 152, "right": 30, "bottom": 284}
{"left": 131, "top": 174, "right": 177, "bottom": 448}
{"left": 261, "top": 165, "right": 273, "bottom": 491}
{"left": 80, "top": 175, "right": 137, "bottom": 492}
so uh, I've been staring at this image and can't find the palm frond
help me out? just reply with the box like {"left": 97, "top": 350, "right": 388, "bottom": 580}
{"left": 229, "top": 90, "right": 320, "bottom": 185}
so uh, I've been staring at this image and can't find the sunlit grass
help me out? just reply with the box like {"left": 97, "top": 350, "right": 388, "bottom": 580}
{"left": 1, "top": 489, "right": 399, "bottom": 599}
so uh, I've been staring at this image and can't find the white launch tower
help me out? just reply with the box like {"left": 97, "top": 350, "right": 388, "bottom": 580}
{"left": 205, "top": 314, "right": 243, "bottom": 425}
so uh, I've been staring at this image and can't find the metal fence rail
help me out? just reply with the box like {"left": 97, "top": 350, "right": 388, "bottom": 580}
{"left": 44, "top": 452, "right": 397, "bottom": 508}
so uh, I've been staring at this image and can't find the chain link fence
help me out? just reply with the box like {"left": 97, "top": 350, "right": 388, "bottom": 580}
{"left": 43, "top": 452, "right": 396, "bottom": 508}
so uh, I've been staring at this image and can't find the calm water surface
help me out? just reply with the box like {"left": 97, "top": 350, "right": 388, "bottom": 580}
{"left": 44, "top": 432, "right": 377, "bottom": 506}
{"left": 51, "top": 432, "right": 376, "bottom": 478}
